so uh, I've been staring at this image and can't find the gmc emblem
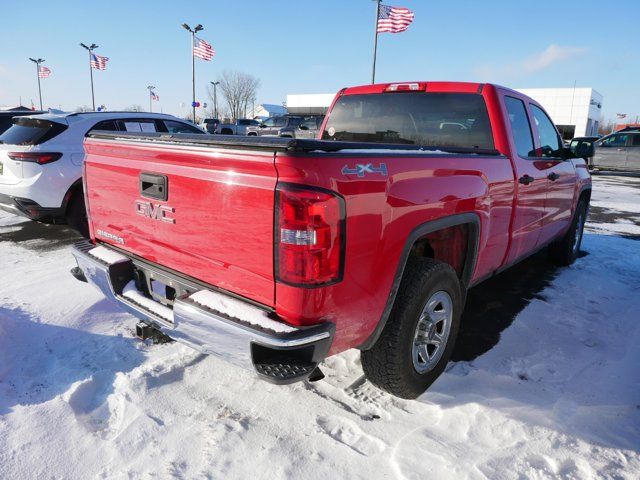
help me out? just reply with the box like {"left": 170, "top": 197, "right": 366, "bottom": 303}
{"left": 135, "top": 200, "right": 176, "bottom": 224}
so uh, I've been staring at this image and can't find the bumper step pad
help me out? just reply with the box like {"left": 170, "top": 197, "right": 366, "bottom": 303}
{"left": 254, "top": 358, "right": 317, "bottom": 382}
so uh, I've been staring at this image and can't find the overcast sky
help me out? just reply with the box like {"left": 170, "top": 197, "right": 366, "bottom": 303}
{"left": 1, "top": 0, "right": 638, "bottom": 120}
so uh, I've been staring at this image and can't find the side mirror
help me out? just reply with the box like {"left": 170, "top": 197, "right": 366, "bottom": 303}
{"left": 259, "top": 124, "right": 266, "bottom": 128}
{"left": 299, "top": 125, "right": 309, "bottom": 130}
{"left": 575, "top": 141, "right": 595, "bottom": 159}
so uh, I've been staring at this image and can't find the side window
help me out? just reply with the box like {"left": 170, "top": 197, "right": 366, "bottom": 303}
{"left": 262, "top": 118, "right": 275, "bottom": 127}
{"left": 274, "top": 117, "right": 286, "bottom": 127}
{"left": 631, "top": 134, "right": 640, "bottom": 146}
{"left": 164, "top": 120, "right": 203, "bottom": 134}
{"left": 504, "top": 96, "right": 535, "bottom": 157}
{"left": 88, "top": 120, "right": 119, "bottom": 133}
{"left": 530, "top": 105, "right": 562, "bottom": 157}
{"left": 300, "top": 117, "right": 317, "bottom": 129}
{"left": 600, "top": 134, "right": 628, "bottom": 147}
{"left": 120, "top": 119, "right": 158, "bottom": 133}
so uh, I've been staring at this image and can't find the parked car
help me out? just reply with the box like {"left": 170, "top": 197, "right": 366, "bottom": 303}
{"left": 0, "top": 111, "right": 206, "bottom": 235}
{"left": 279, "top": 115, "right": 325, "bottom": 139}
{"left": 589, "top": 127, "right": 640, "bottom": 172}
{"left": 71, "top": 81, "right": 591, "bottom": 399}
{"left": 215, "top": 118, "right": 261, "bottom": 135}
{"left": 256, "top": 115, "right": 305, "bottom": 137}
{"left": 0, "top": 110, "right": 44, "bottom": 135}
{"left": 199, "top": 118, "right": 220, "bottom": 134}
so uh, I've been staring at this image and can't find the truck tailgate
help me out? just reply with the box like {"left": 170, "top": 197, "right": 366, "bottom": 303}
{"left": 83, "top": 138, "right": 277, "bottom": 306}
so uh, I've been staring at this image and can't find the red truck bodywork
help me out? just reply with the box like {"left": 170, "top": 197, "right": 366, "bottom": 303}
{"left": 76, "top": 82, "right": 591, "bottom": 385}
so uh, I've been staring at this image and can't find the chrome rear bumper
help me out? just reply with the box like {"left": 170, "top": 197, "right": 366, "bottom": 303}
{"left": 71, "top": 240, "right": 333, "bottom": 384}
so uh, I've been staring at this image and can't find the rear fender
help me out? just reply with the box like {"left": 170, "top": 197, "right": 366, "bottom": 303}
{"left": 358, "top": 213, "right": 480, "bottom": 350}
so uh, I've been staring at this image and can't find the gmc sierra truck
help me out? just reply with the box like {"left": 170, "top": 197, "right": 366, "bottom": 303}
{"left": 71, "top": 82, "right": 592, "bottom": 399}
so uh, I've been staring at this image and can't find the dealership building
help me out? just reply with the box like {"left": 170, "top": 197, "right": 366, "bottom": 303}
{"left": 286, "top": 87, "right": 603, "bottom": 140}
{"left": 515, "top": 88, "right": 603, "bottom": 139}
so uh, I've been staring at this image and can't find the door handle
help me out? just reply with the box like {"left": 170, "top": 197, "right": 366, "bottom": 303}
{"left": 518, "top": 174, "right": 534, "bottom": 185}
{"left": 547, "top": 172, "right": 560, "bottom": 181}
{"left": 139, "top": 172, "right": 168, "bottom": 201}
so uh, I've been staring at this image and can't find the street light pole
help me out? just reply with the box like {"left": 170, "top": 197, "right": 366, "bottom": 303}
{"left": 80, "top": 43, "right": 99, "bottom": 111}
{"left": 29, "top": 57, "right": 45, "bottom": 110}
{"left": 182, "top": 23, "right": 204, "bottom": 122}
{"left": 147, "top": 85, "right": 156, "bottom": 113}
{"left": 210, "top": 81, "right": 220, "bottom": 119}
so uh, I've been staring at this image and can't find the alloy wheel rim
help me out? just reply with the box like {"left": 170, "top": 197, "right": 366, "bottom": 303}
{"left": 412, "top": 290, "right": 453, "bottom": 374}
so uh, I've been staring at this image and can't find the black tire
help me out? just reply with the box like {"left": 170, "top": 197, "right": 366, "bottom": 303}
{"left": 361, "top": 257, "right": 463, "bottom": 399}
{"left": 66, "top": 192, "right": 89, "bottom": 238}
{"left": 548, "top": 198, "right": 588, "bottom": 266}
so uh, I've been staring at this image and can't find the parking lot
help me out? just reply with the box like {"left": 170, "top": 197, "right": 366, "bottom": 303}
{"left": 0, "top": 173, "right": 638, "bottom": 479}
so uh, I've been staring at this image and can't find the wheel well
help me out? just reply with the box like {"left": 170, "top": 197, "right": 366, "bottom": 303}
{"left": 358, "top": 215, "right": 479, "bottom": 351}
{"left": 579, "top": 188, "right": 591, "bottom": 205}
{"left": 62, "top": 180, "right": 83, "bottom": 214}
{"left": 409, "top": 224, "right": 470, "bottom": 279}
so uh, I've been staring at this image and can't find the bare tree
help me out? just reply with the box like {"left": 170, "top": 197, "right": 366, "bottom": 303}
{"left": 212, "top": 71, "right": 260, "bottom": 121}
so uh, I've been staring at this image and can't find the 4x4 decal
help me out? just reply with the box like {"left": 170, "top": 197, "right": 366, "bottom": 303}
{"left": 342, "top": 163, "right": 388, "bottom": 178}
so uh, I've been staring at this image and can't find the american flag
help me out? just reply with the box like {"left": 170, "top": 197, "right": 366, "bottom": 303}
{"left": 193, "top": 37, "right": 215, "bottom": 61}
{"left": 38, "top": 66, "right": 51, "bottom": 78}
{"left": 377, "top": 4, "right": 415, "bottom": 34}
{"left": 90, "top": 53, "right": 109, "bottom": 70}
{"left": 150, "top": 90, "right": 159, "bottom": 101}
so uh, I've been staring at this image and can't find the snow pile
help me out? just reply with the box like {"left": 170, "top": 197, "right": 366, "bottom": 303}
{"left": 0, "top": 175, "right": 639, "bottom": 479}
{"left": 189, "top": 290, "right": 296, "bottom": 333}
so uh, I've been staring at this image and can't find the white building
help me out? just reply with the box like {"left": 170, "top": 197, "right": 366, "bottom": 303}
{"left": 286, "top": 88, "right": 604, "bottom": 139}
{"left": 285, "top": 94, "right": 335, "bottom": 115}
{"left": 248, "top": 103, "right": 287, "bottom": 120}
{"left": 516, "top": 88, "right": 603, "bottom": 139}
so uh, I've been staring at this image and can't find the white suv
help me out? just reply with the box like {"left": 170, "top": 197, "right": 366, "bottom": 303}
{"left": 0, "top": 111, "right": 206, "bottom": 235}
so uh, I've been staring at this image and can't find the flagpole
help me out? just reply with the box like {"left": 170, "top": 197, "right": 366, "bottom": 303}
{"left": 371, "top": 0, "right": 381, "bottom": 84}
{"left": 88, "top": 50, "right": 95, "bottom": 111}
{"left": 36, "top": 65, "right": 43, "bottom": 110}
{"left": 80, "top": 43, "right": 98, "bottom": 111}
{"left": 182, "top": 23, "right": 203, "bottom": 122}
{"left": 192, "top": 31, "right": 196, "bottom": 121}
{"left": 29, "top": 58, "right": 44, "bottom": 110}
{"left": 147, "top": 85, "right": 156, "bottom": 113}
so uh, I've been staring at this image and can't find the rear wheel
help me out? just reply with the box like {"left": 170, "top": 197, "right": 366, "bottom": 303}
{"left": 66, "top": 191, "right": 89, "bottom": 238}
{"left": 361, "top": 257, "right": 462, "bottom": 399}
{"left": 549, "top": 198, "right": 588, "bottom": 266}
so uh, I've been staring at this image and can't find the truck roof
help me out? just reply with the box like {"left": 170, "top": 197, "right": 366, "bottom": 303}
{"left": 341, "top": 81, "right": 508, "bottom": 96}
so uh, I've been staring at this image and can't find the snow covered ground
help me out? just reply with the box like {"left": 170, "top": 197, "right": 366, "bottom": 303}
{"left": 1, "top": 175, "right": 639, "bottom": 479}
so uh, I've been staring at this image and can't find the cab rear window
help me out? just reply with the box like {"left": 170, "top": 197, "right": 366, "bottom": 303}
{"left": 322, "top": 92, "right": 494, "bottom": 150}
{"left": 0, "top": 117, "right": 68, "bottom": 145}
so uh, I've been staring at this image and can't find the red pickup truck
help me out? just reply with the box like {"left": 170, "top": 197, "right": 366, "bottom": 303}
{"left": 72, "top": 82, "right": 592, "bottom": 399}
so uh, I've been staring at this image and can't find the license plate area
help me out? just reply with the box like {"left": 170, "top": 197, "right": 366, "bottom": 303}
{"left": 150, "top": 279, "right": 176, "bottom": 306}
{"left": 133, "top": 264, "right": 197, "bottom": 308}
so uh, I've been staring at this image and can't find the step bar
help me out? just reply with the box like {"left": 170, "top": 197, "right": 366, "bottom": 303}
{"left": 71, "top": 240, "right": 334, "bottom": 384}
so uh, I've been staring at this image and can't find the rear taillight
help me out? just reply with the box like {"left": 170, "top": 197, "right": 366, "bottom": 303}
{"left": 276, "top": 184, "right": 345, "bottom": 286}
{"left": 7, "top": 152, "right": 63, "bottom": 165}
